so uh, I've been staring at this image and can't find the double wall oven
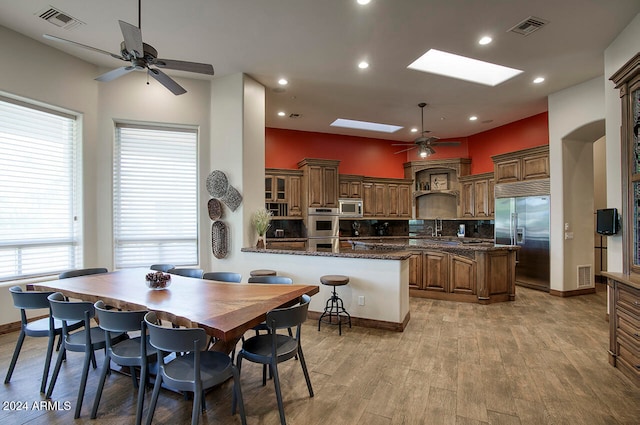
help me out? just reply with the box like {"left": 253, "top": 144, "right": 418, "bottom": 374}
{"left": 307, "top": 207, "right": 339, "bottom": 253}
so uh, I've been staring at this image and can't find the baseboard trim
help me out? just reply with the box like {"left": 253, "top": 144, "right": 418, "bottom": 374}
{"left": 549, "top": 287, "right": 596, "bottom": 297}
{"left": 308, "top": 310, "right": 409, "bottom": 332}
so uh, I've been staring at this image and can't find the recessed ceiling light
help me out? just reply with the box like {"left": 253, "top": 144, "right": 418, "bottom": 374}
{"left": 469, "top": 116, "right": 478, "bottom": 121}
{"left": 278, "top": 78, "right": 288, "bottom": 86}
{"left": 478, "top": 36, "right": 492, "bottom": 45}
{"left": 331, "top": 118, "right": 402, "bottom": 133}
{"left": 277, "top": 111, "right": 286, "bottom": 117}
{"left": 407, "top": 48, "right": 523, "bottom": 86}
{"left": 357, "top": 0, "right": 371, "bottom": 5}
{"left": 533, "top": 76, "right": 545, "bottom": 84}
{"left": 411, "top": 128, "right": 418, "bottom": 133}
{"left": 358, "top": 61, "right": 369, "bottom": 69}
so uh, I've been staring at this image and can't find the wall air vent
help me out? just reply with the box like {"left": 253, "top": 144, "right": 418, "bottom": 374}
{"left": 508, "top": 16, "right": 549, "bottom": 36}
{"left": 577, "top": 265, "right": 592, "bottom": 288}
{"left": 36, "top": 6, "right": 85, "bottom": 30}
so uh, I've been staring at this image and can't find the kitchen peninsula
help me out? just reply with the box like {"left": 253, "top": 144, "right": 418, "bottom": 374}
{"left": 241, "top": 237, "right": 518, "bottom": 332}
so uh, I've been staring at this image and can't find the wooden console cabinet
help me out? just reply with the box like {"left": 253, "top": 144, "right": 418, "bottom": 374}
{"left": 604, "top": 273, "right": 640, "bottom": 386}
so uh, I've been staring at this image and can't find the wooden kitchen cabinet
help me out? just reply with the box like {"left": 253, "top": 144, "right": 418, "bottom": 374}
{"left": 492, "top": 145, "right": 549, "bottom": 185}
{"left": 360, "top": 177, "right": 413, "bottom": 219}
{"left": 265, "top": 168, "right": 303, "bottom": 218}
{"left": 297, "top": 158, "right": 340, "bottom": 209}
{"left": 339, "top": 175, "right": 363, "bottom": 198}
{"left": 450, "top": 256, "right": 476, "bottom": 294}
{"left": 422, "top": 251, "right": 449, "bottom": 291}
{"left": 408, "top": 252, "right": 422, "bottom": 290}
{"left": 458, "top": 172, "right": 494, "bottom": 218}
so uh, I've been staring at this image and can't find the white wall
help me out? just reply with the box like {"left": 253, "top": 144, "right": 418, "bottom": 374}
{"left": 604, "top": 13, "right": 640, "bottom": 273}
{"left": 548, "top": 78, "right": 604, "bottom": 291}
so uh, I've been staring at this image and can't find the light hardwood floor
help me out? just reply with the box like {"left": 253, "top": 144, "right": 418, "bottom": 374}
{"left": 1, "top": 284, "right": 638, "bottom": 424}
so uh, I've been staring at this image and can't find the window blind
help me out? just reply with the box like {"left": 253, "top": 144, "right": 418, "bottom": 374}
{"left": 113, "top": 124, "right": 198, "bottom": 269}
{"left": 0, "top": 96, "right": 81, "bottom": 281}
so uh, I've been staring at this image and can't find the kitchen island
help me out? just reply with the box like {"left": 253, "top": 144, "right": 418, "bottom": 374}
{"left": 241, "top": 237, "right": 518, "bottom": 332}
{"left": 350, "top": 237, "right": 519, "bottom": 304}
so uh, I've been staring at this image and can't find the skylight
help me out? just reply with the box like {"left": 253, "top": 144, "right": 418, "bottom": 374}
{"left": 407, "top": 49, "right": 523, "bottom": 86}
{"left": 330, "top": 118, "right": 403, "bottom": 133}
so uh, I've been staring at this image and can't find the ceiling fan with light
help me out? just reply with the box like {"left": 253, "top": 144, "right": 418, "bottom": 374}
{"left": 393, "top": 102, "right": 460, "bottom": 158}
{"left": 42, "top": 0, "right": 214, "bottom": 95}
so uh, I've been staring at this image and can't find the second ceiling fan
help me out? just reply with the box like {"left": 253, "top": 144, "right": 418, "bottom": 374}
{"left": 393, "top": 103, "right": 460, "bottom": 158}
{"left": 43, "top": 0, "right": 214, "bottom": 95}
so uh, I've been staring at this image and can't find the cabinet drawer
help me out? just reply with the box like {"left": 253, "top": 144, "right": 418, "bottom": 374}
{"left": 618, "top": 284, "right": 640, "bottom": 316}
{"left": 618, "top": 309, "right": 640, "bottom": 352}
{"left": 617, "top": 340, "right": 640, "bottom": 380}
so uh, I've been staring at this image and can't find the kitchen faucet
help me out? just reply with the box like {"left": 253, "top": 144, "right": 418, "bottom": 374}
{"left": 426, "top": 225, "right": 434, "bottom": 237}
{"left": 434, "top": 218, "right": 442, "bottom": 237}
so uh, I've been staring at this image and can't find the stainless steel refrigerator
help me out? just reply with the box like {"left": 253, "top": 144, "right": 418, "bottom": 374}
{"left": 494, "top": 196, "right": 550, "bottom": 291}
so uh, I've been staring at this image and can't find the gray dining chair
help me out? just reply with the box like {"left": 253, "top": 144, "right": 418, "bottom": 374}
{"left": 167, "top": 268, "right": 204, "bottom": 278}
{"left": 45, "top": 292, "right": 127, "bottom": 419}
{"left": 203, "top": 271, "right": 242, "bottom": 283}
{"left": 4, "top": 286, "right": 82, "bottom": 393}
{"left": 91, "top": 301, "right": 155, "bottom": 425}
{"left": 150, "top": 264, "right": 175, "bottom": 272}
{"left": 235, "top": 294, "right": 313, "bottom": 425}
{"left": 59, "top": 267, "right": 108, "bottom": 279}
{"left": 248, "top": 276, "right": 293, "bottom": 284}
{"left": 143, "top": 312, "right": 247, "bottom": 425}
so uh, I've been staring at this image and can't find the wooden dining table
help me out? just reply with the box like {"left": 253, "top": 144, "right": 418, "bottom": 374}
{"left": 34, "top": 268, "right": 319, "bottom": 352}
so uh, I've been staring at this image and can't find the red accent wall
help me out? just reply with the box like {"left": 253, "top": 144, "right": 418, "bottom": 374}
{"left": 265, "top": 128, "right": 407, "bottom": 178}
{"left": 265, "top": 112, "right": 549, "bottom": 177}
{"left": 467, "top": 112, "right": 549, "bottom": 174}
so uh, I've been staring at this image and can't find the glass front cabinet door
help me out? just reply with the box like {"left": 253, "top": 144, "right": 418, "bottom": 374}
{"left": 610, "top": 53, "right": 640, "bottom": 274}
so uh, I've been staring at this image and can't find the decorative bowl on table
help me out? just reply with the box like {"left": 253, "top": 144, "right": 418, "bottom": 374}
{"left": 145, "top": 271, "right": 171, "bottom": 290}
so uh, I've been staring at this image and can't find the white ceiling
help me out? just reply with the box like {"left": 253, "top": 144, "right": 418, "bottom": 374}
{"left": 0, "top": 0, "right": 638, "bottom": 142}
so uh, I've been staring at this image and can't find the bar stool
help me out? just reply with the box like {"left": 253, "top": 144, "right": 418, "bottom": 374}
{"left": 250, "top": 269, "right": 277, "bottom": 277}
{"left": 318, "top": 275, "right": 352, "bottom": 335}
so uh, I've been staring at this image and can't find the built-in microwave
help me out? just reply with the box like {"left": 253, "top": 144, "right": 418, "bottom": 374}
{"left": 338, "top": 199, "right": 363, "bottom": 218}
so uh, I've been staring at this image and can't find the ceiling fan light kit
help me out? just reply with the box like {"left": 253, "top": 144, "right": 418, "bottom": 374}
{"left": 393, "top": 102, "right": 460, "bottom": 157}
{"left": 42, "top": 0, "right": 214, "bottom": 95}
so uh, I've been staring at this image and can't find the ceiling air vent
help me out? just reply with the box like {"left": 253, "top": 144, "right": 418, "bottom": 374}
{"left": 36, "top": 6, "right": 85, "bottom": 30}
{"left": 289, "top": 113, "right": 301, "bottom": 119}
{"left": 508, "top": 16, "right": 549, "bottom": 36}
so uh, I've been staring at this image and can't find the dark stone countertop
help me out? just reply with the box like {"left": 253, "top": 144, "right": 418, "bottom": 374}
{"left": 240, "top": 246, "right": 413, "bottom": 261}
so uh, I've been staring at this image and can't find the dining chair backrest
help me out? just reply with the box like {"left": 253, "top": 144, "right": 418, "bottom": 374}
{"left": 150, "top": 264, "right": 175, "bottom": 272}
{"left": 266, "top": 294, "right": 311, "bottom": 331}
{"left": 167, "top": 268, "right": 204, "bottom": 279}
{"left": 94, "top": 300, "right": 147, "bottom": 333}
{"left": 248, "top": 276, "right": 293, "bottom": 284}
{"left": 9, "top": 286, "right": 53, "bottom": 313}
{"left": 203, "top": 272, "right": 242, "bottom": 283}
{"left": 48, "top": 292, "right": 95, "bottom": 324}
{"left": 59, "top": 268, "right": 108, "bottom": 279}
{"left": 144, "top": 311, "right": 208, "bottom": 353}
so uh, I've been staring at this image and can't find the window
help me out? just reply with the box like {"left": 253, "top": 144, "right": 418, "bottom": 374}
{"left": 0, "top": 96, "right": 81, "bottom": 281}
{"left": 113, "top": 123, "right": 198, "bottom": 269}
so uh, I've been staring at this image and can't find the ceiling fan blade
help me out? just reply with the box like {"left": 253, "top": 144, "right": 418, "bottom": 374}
{"left": 148, "top": 68, "right": 187, "bottom": 95}
{"left": 154, "top": 59, "right": 214, "bottom": 75}
{"left": 431, "top": 141, "right": 461, "bottom": 146}
{"left": 43, "top": 34, "right": 125, "bottom": 60}
{"left": 95, "top": 66, "right": 137, "bottom": 82}
{"left": 118, "top": 20, "right": 144, "bottom": 58}
{"left": 394, "top": 146, "right": 418, "bottom": 154}
{"left": 391, "top": 143, "right": 415, "bottom": 146}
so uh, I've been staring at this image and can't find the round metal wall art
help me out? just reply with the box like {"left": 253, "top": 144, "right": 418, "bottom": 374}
{"left": 206, "top": 170, "right": 229, "bottom": 198}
